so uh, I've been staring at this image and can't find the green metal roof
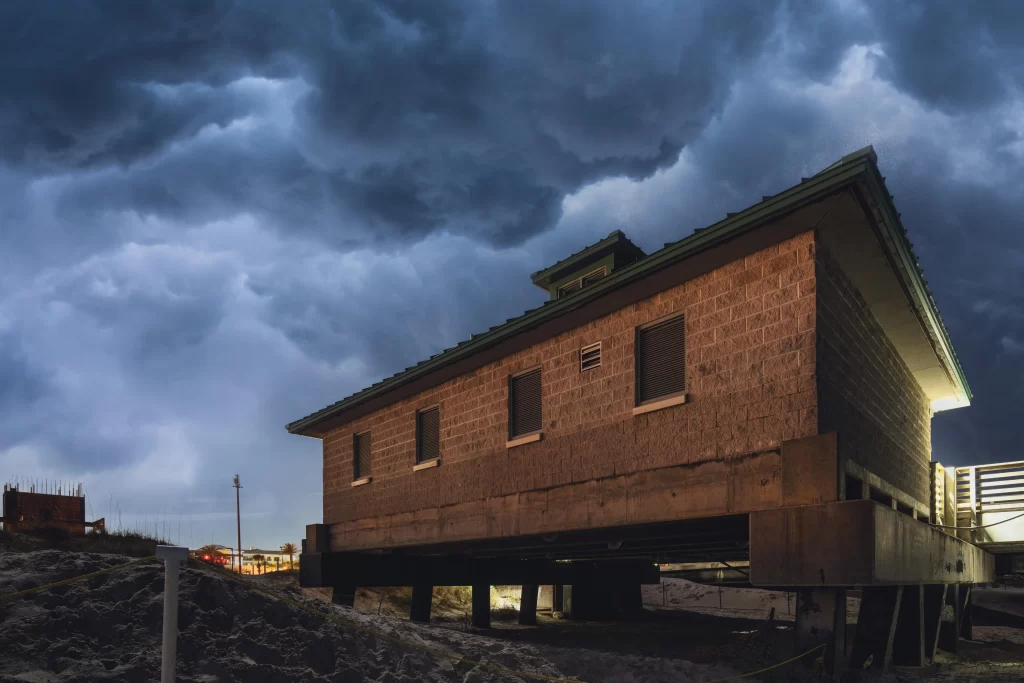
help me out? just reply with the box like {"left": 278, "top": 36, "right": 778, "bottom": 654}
{"left": 529, "top": 230, "right": 647, "bottom": 291}
{"left": 286, "top": 146, "right": 971, "bottom": 436}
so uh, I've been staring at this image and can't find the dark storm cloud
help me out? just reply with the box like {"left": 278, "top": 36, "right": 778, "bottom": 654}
{"left": 5, "top": 0, "right": 791, "bottom": 248}
{"left": 865, "top": 0, "right": 1024, "bottom": 112}
{"left": 0, "top": 333, "right": 49, "bottom": 414}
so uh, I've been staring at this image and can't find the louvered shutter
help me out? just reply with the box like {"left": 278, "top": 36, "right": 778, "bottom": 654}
{"left": 557, "top": 279, "right": 582, "bottom": 298}
{"left": 581, "top": 267, "right": 607, "bottom": 287}
{"left": 353, "top": 432, "right": 371, "bottom": 479}
{"left": 510, "top": 369, "right": 542, "bottom": 438}
{"left": 417, "top": 408, "right": 440, "bottom": 463}
{"left": 636, "top": 315, "right": 686, "bottom": 404}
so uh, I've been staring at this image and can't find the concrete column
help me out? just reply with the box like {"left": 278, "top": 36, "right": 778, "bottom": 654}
{"left": 938, "top": 583, "right": 959, "bottom": 654}
{"left": 332, "top": 584, "right": 356, "bottom": 607}
{"left": 552, "top": 584, "right": 565, "bottom": 615}
{"left": 519, "top": 584, "right": 538, "bottom": 625}
{"left": 923, "top": 584, "right": 947, "bottom": 662}
{"left": 471, "top": 583, "right": 490, "bottom": 628}
{"left": 410, "top": 584, "right": 433, "bottom": 623}
{"left": 959, "top": 585, "right": 973, "bottom": 641}
{"left": 892, "top": 585, "right": 925, "bottom": 666}
{"left": 795, "top": 588, "right": 846, "bottom": 675}
{"left": 850, "top": 585, "right": 903, "bottom": 671}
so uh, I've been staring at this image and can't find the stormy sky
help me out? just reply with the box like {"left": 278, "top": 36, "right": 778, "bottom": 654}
{"left": 1, "top": 1, "right": 1022, "bottom": 550}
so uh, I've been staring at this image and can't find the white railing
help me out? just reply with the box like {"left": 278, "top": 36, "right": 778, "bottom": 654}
{"left": 953, "top": 460, "right": 1024, "bottom": 546}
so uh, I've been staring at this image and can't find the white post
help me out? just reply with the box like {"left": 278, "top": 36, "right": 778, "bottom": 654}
{"left": 156, "top": 545, "right": 189, "bottom": 683}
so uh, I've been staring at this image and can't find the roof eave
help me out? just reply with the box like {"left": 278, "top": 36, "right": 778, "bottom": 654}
{"left": 861, "top": 166, "right": 973, "bottom": 406}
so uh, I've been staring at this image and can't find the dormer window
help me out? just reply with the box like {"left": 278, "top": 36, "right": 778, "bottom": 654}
{"left": 530, "top": 231, "right": 646, "bottom": 301}
{"left": 556, "top": 267, "right": 608, "bottom": 298}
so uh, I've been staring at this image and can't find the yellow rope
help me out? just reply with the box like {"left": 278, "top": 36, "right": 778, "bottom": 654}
{"left": 0, "top": 555, "right": 155, "bottom": 602}
{"left": 699, "top": 644, "right": 826, "bottom": 682}
{"left": 1, "top": 555, "right": 830, "bottom": 683}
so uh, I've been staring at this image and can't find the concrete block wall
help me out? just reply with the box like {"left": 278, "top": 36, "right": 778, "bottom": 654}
{"left": 322, "top": 230, "right": 820, "bottom": 533}
{"left": 815, "top": 245, "right": 932, "bottom": 505}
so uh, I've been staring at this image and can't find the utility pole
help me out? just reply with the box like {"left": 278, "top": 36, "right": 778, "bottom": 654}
{"left": 233, "top": 474, "right": 243, "bottom": 573}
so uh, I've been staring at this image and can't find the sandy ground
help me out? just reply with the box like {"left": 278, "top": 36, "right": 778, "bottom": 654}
{"left": 0, "top": 550, "right": 742, "bottom": 683}
{"left": 2, "top": 548, "right": 1023, "bottom": 682}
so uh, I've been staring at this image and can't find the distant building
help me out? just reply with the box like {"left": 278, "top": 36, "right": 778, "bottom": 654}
{"left": 241, "top": 546, "right": 294, "bottom": 574}
{"left": 1, "top": 482, "right": 103, "bottom": 534}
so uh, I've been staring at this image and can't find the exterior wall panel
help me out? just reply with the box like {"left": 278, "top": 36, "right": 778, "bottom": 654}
{"left": 816, "top": 245, "right": 933, "bottom": 506}
{"left": 322, "top": 231, "right": 821, "bottom": 547}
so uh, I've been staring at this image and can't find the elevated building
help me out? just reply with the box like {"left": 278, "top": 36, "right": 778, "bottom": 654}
{"left": 289, "top": 148, "right": 996, "bottom": 672}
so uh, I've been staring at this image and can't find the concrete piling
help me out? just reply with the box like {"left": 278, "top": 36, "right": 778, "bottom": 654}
{"left": 518, "top": 585, "right": 538, "bottom": 625}
{"left": 410, "top": 584, "right": 433, "bottom": 623}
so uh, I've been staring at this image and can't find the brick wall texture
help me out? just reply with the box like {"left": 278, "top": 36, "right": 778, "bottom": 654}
{"left": 323, "top": 230, "right": 820, "bottom": 527}
{"left": 815, "top": 245, "right": 932, "bottom": 505}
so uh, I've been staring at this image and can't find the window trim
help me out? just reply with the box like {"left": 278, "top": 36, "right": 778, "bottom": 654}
{"left": 556, "top": 266, "right": 608, "bottom": 299}
{"left": 508, "top": 365, "right": 543, "bottom": 441}
{"left": 634, "top": 311, "right": 687, "bottom": 408}
{"left": 352, "top": 429, "right": 372, "bottom": 481}
{"left": 415, "top": 404, "right": 441, "bottom": 465}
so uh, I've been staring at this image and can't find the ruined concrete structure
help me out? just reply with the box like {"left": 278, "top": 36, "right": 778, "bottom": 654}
{"left": 1, "top": 482, "right": 103, "bottom": 535}
{"left": 290, "top": 147, "right": 993, "bottom": 673}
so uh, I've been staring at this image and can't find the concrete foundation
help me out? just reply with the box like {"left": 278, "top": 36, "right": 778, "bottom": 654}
{"left": 750, "top": 499, "right": 994, "bottom": 586}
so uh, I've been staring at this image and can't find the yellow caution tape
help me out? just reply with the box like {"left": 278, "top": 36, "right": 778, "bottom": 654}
{"left": 0, "top": 555, "right": 833, "bottom": 683}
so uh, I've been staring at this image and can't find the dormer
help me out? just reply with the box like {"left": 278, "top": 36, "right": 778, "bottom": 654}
{"left": 530, "top": 230, "right": 647, "bottom": 300}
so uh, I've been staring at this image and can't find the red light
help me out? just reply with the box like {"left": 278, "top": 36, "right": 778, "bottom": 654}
{"left": 203, "top": 555, "right": 210, "bottom": 560}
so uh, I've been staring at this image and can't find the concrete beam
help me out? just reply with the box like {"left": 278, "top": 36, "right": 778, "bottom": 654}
{"left": 324, "top": 435, "right": 838, "bottom": 552}
{"left": 299, "top": 552, "right": 658, "bottom": 588}
{"left": 749, "top": 499, "right": 994, "bottom": 586}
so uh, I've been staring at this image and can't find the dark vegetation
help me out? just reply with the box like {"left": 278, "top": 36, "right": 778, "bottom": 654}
{"left": 0, "top": 526, "right": 169, "bottom": 557}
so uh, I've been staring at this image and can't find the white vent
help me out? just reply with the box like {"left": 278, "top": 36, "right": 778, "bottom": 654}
{"left": 557, "top": 266, "right": 608, "bottom": 299}
{"left": 580, "top": 342, "right": 602, "bottom": 372}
